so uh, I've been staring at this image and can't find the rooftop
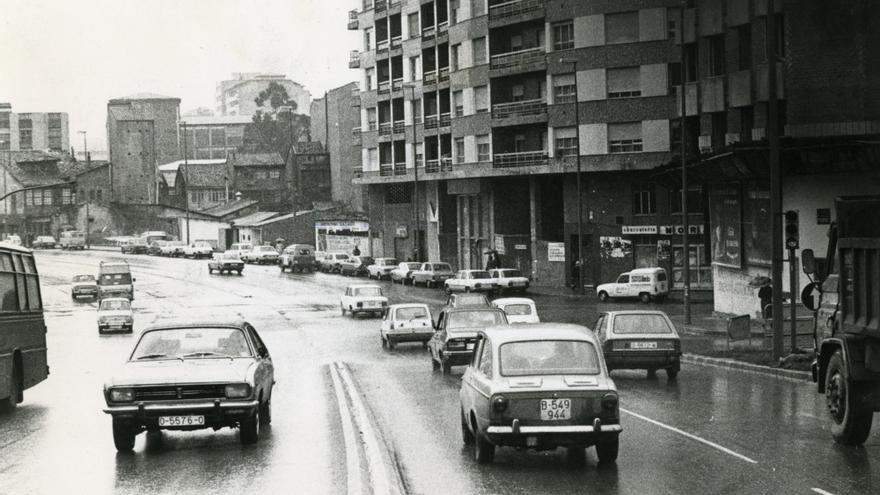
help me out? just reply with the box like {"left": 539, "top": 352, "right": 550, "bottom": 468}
{"left": 180, "top": 115, "right": 253, "bottom": 126}
{"left": 200, "top": 198, "right": 258, "bottom": 217}
{"left": 232, "top": 211, "right": 280, "bottom": 227}
{"left": 293, "top": 141, "right": 326, "bottom": 154}
{"left": 110, "top": 92, "right": 181, "bottom": 102}
{"left": 229, "top": 151, "right": 285, "bottom": 167}
{"left": 158, "top": 159, "right": 227, "bottom": 172}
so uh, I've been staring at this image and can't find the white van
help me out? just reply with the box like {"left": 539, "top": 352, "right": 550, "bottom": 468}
{"left": 596, "top": 267, "right": 669, "bottom": 304}
{"left": 59, "top": 230, "right": 86, "bottom": 250}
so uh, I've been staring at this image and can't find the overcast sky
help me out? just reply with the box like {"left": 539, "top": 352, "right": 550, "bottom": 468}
{"left": 0, "top": 0, "right": 359, "bottom": 152}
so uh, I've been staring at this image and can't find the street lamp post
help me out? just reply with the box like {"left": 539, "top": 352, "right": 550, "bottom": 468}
{"left": 679, "top": 4, "right": 692, "bottom": 325}
{"left": 77, "top": 130, "right": 89, "bottom": 247}
{"left": 403, "top": 84, "right": 422, "bottom": 262}
{"left": 278, "top": 105, "right": 298, "bottom": 212}
{"left": 560, "top": 58, "right": 586, "bottom": 295}
{"left": 178, "top": 121, "right": 190, "bottom": 243}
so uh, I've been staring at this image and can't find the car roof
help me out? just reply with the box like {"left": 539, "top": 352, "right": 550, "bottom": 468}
{"left": 140, "top": 321, "right": 250, "bottom": 332}
{"left": 389, "top": 303, "right": 429, "bottom": 309}
{"left": 601, "top": 310, "right": 671, "bottom": 317}
{"left": 481, "top": 323, "right": 595, "bottom": 344}
{"left": 629, "top": 267, "right": 665, "bottom": 274}
{"left": 0, "top": 242, "right": 32, "bottom": 253}
{"left": 492, "top": 297, "right": 535, "bottom": 305}
{"left": 444, "top": 306, "right": 503, "bottom": 314}
{"left": 347, "top": 284, "right": 382, "bottom": 290}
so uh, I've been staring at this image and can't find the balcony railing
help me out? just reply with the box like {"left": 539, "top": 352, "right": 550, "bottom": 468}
{"left": 375, "top": 0, "right": 387, "bottom": 13}
{"left": 349, "top": 51, "right": 361, "bottom": 69}
{"left": 422, "top": 26, "right": 436, "bottom": 40}
{"left": 367, "top": 121, "right": 377, "bottom": 131}
{"left": 393, "top": 162, "right": 406, "bottom": 175}
{"left": 438, "top": 67, "right": 449, "bottom": 82}
{"left": 439, "top": 112, "right": 451, "bottom": 127}
{"left": 380, "top": 163, "right": 394, "bottom": 176}
{"left": 424, "top": 115, "right": 439, "bottom": 129}
{"left": 348, "top": 10, "right": 359, "bottom": 30}
{"left": 390, "top": 36, "right": 402, "bottom": 47}
{"left": 378, "top": 80, "right": 391, "bottom": 94}
{"left": 353, "top": 168, "right": 364, "bottom": 179}
{"left": 493, "top": 150, "right": 549, "bottom": 168}
{"left": 424, "top": 70, "right": 437, "bottom": 84}
{"left": 426, "top": 158, "right": 454, "bottom": 173}
{"left": 489, "top": 0, "right": 544, "bottom": 20}
{"left": 490, "top": 47, "right": 546, "bottom": 72}
{"left": 377, "top": 39, "right": 390, "bottom": 53}
{"left": 378, "top": 122, "right": 393, "bottom": 136}
{"left": 393, "top": 120, "right": 405, "bottom": 134}
{"left": 437, "top": 21, "right": 449, "bottom": 34}
{"left": 491, "top": 98, "right": 547, "bottom": 119}
{"left": 392, "top": 78, "right": 404, "bottom": 91}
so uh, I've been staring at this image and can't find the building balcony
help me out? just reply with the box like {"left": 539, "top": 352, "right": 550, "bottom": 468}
{"left": 349, "top": 51, "right": 361, "bottom": 69}
{"left": 489, "top": 0, "right": 545, "bottom": 25}
{"left": 380, "top": 163, "right": 394, "bottom": 176}
{"left": 378, "top": 122, "right": 393, "bottom": 136}
{"left": 493, "top": 150, "right": 548, "bottom": 168}
{"left": 392, "top": 78, "right": 404, "bottom": 92}
{"left": 393, "top": 162, "right": 406, "bottom": 175}
{"left": 438, "top": 67, "right": 449, "bottom": 82}
{"left": 353, "top": 167, "right": 364, "bottom": 179}
{"left": 491, "top": 98, "right": 546, "bottom": 120}
{"left": 378, "top": 80, "right": 391, "bottom": 94}
{"left": 425, "top": 158, "right": 454, "bottom": 174}
{"left": 489, "top": 47, "right": 546, "bottom": 74}
{"left": 424, "top": 115, "right": 439, "bottom": 129}
{"left": 367, "top": 121, "right": 378, "bottom": 131}
{"left": 393, "top": 120, "right": 405, "bottom": 134}
{"left": 422, "top": 26, "right": 436, "bottom": 40}
{"left": 439, "top": 112, "right": 451, "bottom": 127}
{"left": 390, "top": 35, "right": 402, "bottom": 48}
{"left": 424, "top": 70, "right": 437, "bottom": 85}
{"left": 376, "top": 39, "right": 390, "bottom": 56}
{"left": 362, "top": 0, "right": 372, "bottom": 11}
{"left": 375, "top": 0, "right": 387, "bottom": 13}
{"left": 348, "top": 10, "right": 359, "bottom": 30}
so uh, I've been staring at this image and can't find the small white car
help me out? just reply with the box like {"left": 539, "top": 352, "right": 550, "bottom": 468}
{"left": 367, "top": 258, "right": 399, "bottom": 280}
{"left": 160, "top": 240, "right": 186, "bottom": 257}
{"left": 340, "top": 284, "right": 388, "bottom": 317}
{"left": 488, "top": 268, "right": 530, "bottom": 294}
{"left": 97, "top": 297, "right": 134, "bottom": 334}
{"left": 243, "top": 245, "right": 279, "bottom": 264}
{"left": 444, "top": 270, "right": 498, "bottom": 294}
{"left": 411, "top": 262, "right": 455, "bottom": 288}
{"left": 597, "top": 267, "right": 669, "bottom": 304}
{"left": 229, "top": 242, "right": 254, "bottom": 259}
{"left": 380, "top": 303, "right": 434, "bottom": 350}
{"left": 183, "top": 241, "right": 214, "bottom": 259}
{"left": 390, "top": 262, "right": 422, "bottom": 285}
{"left": 491, "top": 297, "right": 540, "bottom": 324}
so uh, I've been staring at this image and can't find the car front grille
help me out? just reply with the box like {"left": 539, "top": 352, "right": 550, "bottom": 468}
{"left": 133, "top": 384, "right": 227, "bottom": 401}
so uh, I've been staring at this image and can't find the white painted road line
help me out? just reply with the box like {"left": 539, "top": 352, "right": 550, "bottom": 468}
{"left": 811, "top": 488, "right": 837, "bottom": 495}
{"left": 329, "top": 363, "right": 363, "bottom": 495}
{"left": 621, "top": 408, "right": 759, "bottom": 465}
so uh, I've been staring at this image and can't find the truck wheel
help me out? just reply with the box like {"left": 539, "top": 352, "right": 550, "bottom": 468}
{"left": 826, "top": 350, "right": 874, "bottom": 445}
{"left": 639, "top": 292, "right": 651, "bottom": 304}
{"left": 240, "top": 409, "right": 260, "bottom": 445}
{"left": 0, "top": 360, "right": 21, "bottom": 412}
{"left": 598, "top": 291, "right": 609, "bottom": 302}
{"left": 112, "top": 419, "right": 136, "bottom": 452}
{"left": 595, "top": 434, "right": 619, "bottom": 464}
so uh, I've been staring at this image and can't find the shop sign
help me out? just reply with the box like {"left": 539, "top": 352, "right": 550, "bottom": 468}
{"left": 395, "top": 225, "right": 408, "bottom": 238}
{"left": 622, "top": 225, "right": 658, "bottom": 235}
{"left": 494, "top": 234, "right": 506, "bottom": 255}
{"left": 315, "top": 221, "right": 371, "bottom": 232}
{"left": 514, "top": 244, "right": 528, "bottom": 250}
{"left": 659, "top": 225, "right": 705, "bottom": 235}
{"left": 547, "top": 242, "right": 565, "bottom": 262}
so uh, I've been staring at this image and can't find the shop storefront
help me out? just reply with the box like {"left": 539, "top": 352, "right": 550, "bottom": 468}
{"left": 315, "top": 221, "right": 371, "bottom": 255}
{"left": 623, "top": 224, "right": 712, "bottom": 289}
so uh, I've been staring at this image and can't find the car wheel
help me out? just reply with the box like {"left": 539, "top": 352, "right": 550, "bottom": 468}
{"left": 474, "top": 425, "right": 495, "bottom": 464}
{"left": 236, "top": 270, "right": 242, "bottom": 275}
{"left": 240, "top": 409, "right": 260, "bottom": 445}
{"left": 388, "top": 340, "right": 396, "bottom": 351}
{"left": 461, "top": 410, "right": 475, "bottom": 445}
{"left": 464, "top": 287, "right": 471, "bottom": 293}
{"left": 826, "top": 350, "right": 874, "bottom": 445}
{"left": 112, "top": 419, "right": 136, "bottom": 452}
{"left": 598, "top": 291, "right": 609, "bottom": 302}
{"left": 639, "top": 292, "right": 651, "bottom": 304}
{"left": 666, "top": 365, "right": 680, "bottom": 380}
{"left": 595, "top": 434, "right": 619, "bottom": 464}
{"left": 259, "top": 397, "right": 272, "bottom": 426}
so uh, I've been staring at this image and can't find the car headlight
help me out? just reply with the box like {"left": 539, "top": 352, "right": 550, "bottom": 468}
{"left": 98, "top": 317, "right": 108, "bottom": 324}
{"left": 224, "top": 383, "right": 252, "bottom": 399}
{"left": 109, "top": 388, "right": 134, "bottom": 402}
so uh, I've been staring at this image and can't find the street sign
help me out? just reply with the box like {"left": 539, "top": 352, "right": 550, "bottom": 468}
{"left": 547, "top": 242, "right": 565, "bottom": 262}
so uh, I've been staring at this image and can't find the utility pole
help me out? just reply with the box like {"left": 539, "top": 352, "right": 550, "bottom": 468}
{"left": 180, "top": 121, "right": 191, "bottom": 243}
{"left": 679, "top": 5, "right": 692, "bottom": 324}
{"left": 767, "top": 0, "right": 784, "bottom": 360}
{"left": 78, "top": 130, "right": 89, "bottom": 247}
{"left": 561, "top": 58, "right": 585, "bottom": 294}
{"left": 279, "top": 105, "right": 298, "bottom": 212}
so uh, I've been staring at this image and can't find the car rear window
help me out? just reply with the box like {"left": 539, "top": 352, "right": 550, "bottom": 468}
{"left": 612, "top": 314, "right": 673, "bottom": 334}
{"left": 500, "top": 270, "right": 523, "bottom": 277}
{"left": 500, "top": 340, "right": 601, "bottom": 376}
{"left": 447, "top": 310, "right": 506, "bottom": 330}
{"left": 502, "top": 304, "right": 532, "bottom": 316}
{"left": 434, "top": 263, "right": 452, "bottom": 271}
{"left": 100, "top": 299, "right": 130, "bottom": 311}
{"left": 396, "top": 307, "right": 429, "bottom": 320}
{"left": 469, "top": 271, "right": 490, "bottom": 279}
{"left": 73, "top": 275, "right": 95, "bottom": 282}
{"left": 354, "top": 287, "right": 382, "bottom": 297}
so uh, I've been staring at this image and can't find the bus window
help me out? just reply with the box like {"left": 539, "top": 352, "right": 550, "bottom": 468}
{"left": 25, "top": 276, "right": 41, "bottom": 311}
{"left": 11, "top": 254, "right": 23, "bottom": 272}
{"left": 16, "top": 274, "right": 26, "bottom": 310}
{"left": 0, "top": 253, "right": 12, "bottom": 271}
{"left": 0, "top": 272, "right": 16, "bottom": 311}
{"left": 23, "top": 256, "right": 36, "bottom": 274}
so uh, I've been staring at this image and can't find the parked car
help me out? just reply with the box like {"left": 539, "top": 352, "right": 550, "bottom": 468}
{"left": 121, "top": 238, "right": 148, "bottom": 255}
{"left": 279, "top": 244, "right": 316, "bottom": 273}
{"left": 444, "top": 270, "right": 498, "bottom": 294}
{"left": 159, "top": 241, "right": 185, "bottom": 257}
{"left": 147, "top": 240, "right": 168, "bottom": 256}
{"left": 5, "top": 234, "right": 22, "bottom": 246}
{"left": 32, "top": 236, "right": 57, "bottom": 249}
{"left": 339, "top": 256, "right": 374, "bottom": 277}
{"left": 488, "top": 268, "right": 530, "bottom": 294}
{"left": 71, "top": 274, "right": 98, "bottom": 300}
{"left": 102, "top": 322, "right": 275, "bottom": 450}
{"left": 428, "top": 307, "right": 508, "bottom": 374}
{"left": 446, "top": 292, "right": 491, "bottom": 309}
{"left": 366, "top": 258, "right": 399, "bottom": 280}
{"left": 390, "top": 262, "right": 422, "bottom": 285}
{"left": 596, "top": 267, "right": 669, "bottom": 304}
{"left": 319, "top": 252, "right": 350, "bottom": 273}
{"left": 242, "top": 245, "right": 279, "bottom": 265}
{"left": 340, "top": 284, "right": 388, "bottom": 317}
{"left": 593, "top": 310, "right": 681, "bottom": 379}
{"left": 229, "top": 243, "right": 254, "bottom": 259}
{"left": 411, "top": 262, "right": 455, "bottom": 288}
{"left": 208, "top": 252, "right": 244, "bottom": 275}
{"left": 59, "top": 230, "right": 86, "bottom": 250}
{"left": 183, "top": 241, "right": 214, "bottom": 259}
{"left": 491, "top": 297, "right": 540, "bottom": 324}
{"left": 97, "top": 297, "right": 134, "bottom": 334}
{"left": 380, "top": 303, "right": 434, "bottom": 350}
{"left": 459, "top": 324, "right": 621, "bottom": 464}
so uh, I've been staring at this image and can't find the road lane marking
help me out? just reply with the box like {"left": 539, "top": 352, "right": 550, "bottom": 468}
{"left": 329, "top": 363, "right": 363, "bottom": 495}
{"left": 811, "top": 488, "right": 837, "bottom": 495}
{"left": 621, "top": 408, "right": 758, "bottom": 464}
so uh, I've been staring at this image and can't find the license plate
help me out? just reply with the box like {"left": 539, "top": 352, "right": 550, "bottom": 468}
{"left": 540, "top": 398, "right": 571, "bottom": 421}
{"left": 365, "top": 302, "right": 375, "bottom": 307}
{"left": 158, "top": 415, "right": 205, "bottom": 427}
{"left": 631, "top": 341, "right": 658, "bottom": 349}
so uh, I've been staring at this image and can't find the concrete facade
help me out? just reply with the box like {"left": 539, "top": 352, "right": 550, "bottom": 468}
{"left": 0, "top": 103, "right": 69, "bottom": 152}
{"left": 216, "top": 73, "right": 311, "bottom": 117}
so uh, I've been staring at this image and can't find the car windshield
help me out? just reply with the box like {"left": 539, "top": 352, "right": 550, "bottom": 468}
{"left": 500, "top": 270, "right": 523, "bottom": 277}
{"left": 100, "top": 299, "right": 130, "bottom": 311}
{"left": 73, "top": 275, "right": 95, "bottom": 282}
{"left": 100, "top": 273, "right": 132, "bottom": 285}
{"left": 612, "top": 314, "right": 673, "bottom": 334}
{"left": 447, "top": 310, "right": 506, "bottom": 330}
{"left": 358, "top": 257, "right": 374, "bottom": 265}
{"left": 257, "top": 246, "right": 275, "bottom": 252}
{"left": 353, "top": 287, "right": 382, "bottom": 297}
{"left": 380, "top": 259, "right": 397, "bottom": 265}
{"left": 469, "top": 271, "right": 490, "bottom": 279}
{"left": 502, "top": 304, "right": 532, "bottom": 316}
{"left": 396, "top": 307, "right": 429, "bottom": 320}
{"left": 433, "top": 263, "right": 452, "bottom": 271}
{"left": 500, "top": 340, "right": 601, "bottom": 377}
{"left": 132, "top": 327, "right": 253, "bottom": 360}
{"left": 221, "top": 253, "right": 240, "bottom": 260}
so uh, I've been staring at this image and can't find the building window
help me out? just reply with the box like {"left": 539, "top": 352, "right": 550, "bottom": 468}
{"left": 473, "top": 37, "right": 487, "bottom": 65}
{"left": 605, "top": 11, "right": 639, "bottom": 44}
{"left": 0, "top": 112, "right": 9, "bottom": 130}
{"left": 408, "top": 13, "right": 419, "bottom": 38}
{"left": 607, "top": 67, "right": 641, "bottom": 98}
{"left": 365, "top": 68, "right": 374, "bottom": 91}
{"left": 474, "top": 85, "right": 489, "bottom": 113}
{"left": 816, "top": 208, "right": 831, "bottom": 225}
{"left": 269, "top": 170, "right": 281, "bottom": 179}
{"left": 510, "top": 34, "right": 523, "bottom": 51}
{"left": 552, "top": 21, "right": 574, "bottom": 50}
{"left": 454, "top": 137, "right": 465, "bottom": 163}
{"left": 409, "top": 56, "right": 420, "bottom": 81}
{"left": 472, "top": 0, "right": 485, "bottom": 17}
{"left": 633, "top": 185, "right": 656, "bottom": 215}
{"left": 450, "top": 0, "right": 459, "bottom": 24}
{"left": 95, "top": 189, "right": 103, "bottom": 202}
{"left": 43, "top": 190, "right": 53, "bottom": 206}
{"left": 89, "top": 190, "right": 96, "bottom": 201}
{"left": 453, "top": 91, "right": 464, "bottom": 117}
{"left": 707, "top": 35, "right": 725, "bottom": 76}
{"left": 367, "top": 108, "right": 377, "bottom": 130}
{"left": 511, "top": 85, "right": 524, "bottom": 102}
{"left": 766, "top": 14, "right": 785, "bottom": 59}
{"left": 553, "top": 74, "right": 576, "bottom": 104}
{"left": 670, "top": 186, "right": 704, "bottom": 214}
{"left": 451, "top": 43, "right": 461, "bottom": 71}
{"left": 210, "top": 127, "right": 226, "bottom": 147}
{"left": 554, "top": 127, "right": 578, "bottom": 157}
{"left": 477, "top": 134, "right": 491, "bottom": 161}
{"left": 683, "top": 43, "right": 698, "bottom": 82}
{"left": 364, "top": 28, "right": 373, "bottom": 50}
{"left": 608, "top": 122, "right": 643, "bottom": 153}
{"left": 385, "top": 183, "right": 412, "bottom": 204}
{"left": 61, "top": 188, "right": 72, "bottom": 205}
{"left": 19, "top": 128, "right": 33, "bottom": 150}
{"left": 412, "top": 99, "right": 423, "bottom": 124}
{"left": 737, "top": 25, "right": 751, "bottom": 70}
{"left": 514, "top": 134, "right": 526, "bottom": 153}
{"left": 254, "top": 170, "right": 268, "bottom": 179}
{"left": 415, "top": 142, "right": 424, "bottom": 165}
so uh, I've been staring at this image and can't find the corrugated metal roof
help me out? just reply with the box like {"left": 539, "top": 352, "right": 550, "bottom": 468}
{"left": 233, "top": 211, "right": 280, "bottom": 227}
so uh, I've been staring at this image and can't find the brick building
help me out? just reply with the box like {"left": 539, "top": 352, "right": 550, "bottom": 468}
{"left": 230, "top": 151, "right": 289, "bottom": 211}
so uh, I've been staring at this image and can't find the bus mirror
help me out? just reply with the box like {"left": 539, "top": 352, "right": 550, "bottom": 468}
{"left": 802, "top": 249, "right": 816, "bottom": 275}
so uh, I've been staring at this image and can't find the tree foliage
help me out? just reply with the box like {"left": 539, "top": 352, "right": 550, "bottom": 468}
{"left": 253, "top": 82, "right": 297, "bottom": 122}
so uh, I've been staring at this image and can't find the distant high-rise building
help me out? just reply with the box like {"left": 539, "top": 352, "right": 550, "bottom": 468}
{"left": 0, "top": 103, "right": 69, "bottom": 153}
{"left": 215, "top": 73, "right": 312, "bottom": 117}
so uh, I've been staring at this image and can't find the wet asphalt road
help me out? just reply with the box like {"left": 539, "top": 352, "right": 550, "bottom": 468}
{"left": 1, "top": 250, "right": 878, "bottom": 495}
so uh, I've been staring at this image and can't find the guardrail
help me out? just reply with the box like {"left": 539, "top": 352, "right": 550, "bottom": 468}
{"left": 439, "top": 112, "right": 451, "bottom": 127}
{"left": 490, "top": 46, "right": 545, "bottom": 71}
{"left": 377, "top": 80, "right": 391, "bottom": 94}
{"left": 392, "top": 120, "right": 405, "bottom": 134}
{"left": 424, "top": 115, "right": 439, "bottom": 129}
{"left": 491, "top": 98, "right": 547, "bottom": 119}
{"left": 493, "top": 151, "right": 548, "bottom": 168}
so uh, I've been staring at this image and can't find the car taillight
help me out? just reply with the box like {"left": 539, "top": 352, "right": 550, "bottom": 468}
{"left": 446, "top": 340, "right": 466, "bottom": 350}
{"left": 492, "top": 395, "right": 508, "bottom": 413}
{"left": 601, "top": 393, "right": 618, "bottom": 411}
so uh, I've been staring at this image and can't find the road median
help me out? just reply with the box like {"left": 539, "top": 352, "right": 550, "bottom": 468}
{"left": 682, "top": 353, "right": 811, "bottom": 382}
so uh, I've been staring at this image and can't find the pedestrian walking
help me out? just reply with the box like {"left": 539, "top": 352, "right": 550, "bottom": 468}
{"left": 352, "top": 244, "right": 361, "bottom": 256}
{"left": 750, "top": 275, "right": 773, "bottom": 318}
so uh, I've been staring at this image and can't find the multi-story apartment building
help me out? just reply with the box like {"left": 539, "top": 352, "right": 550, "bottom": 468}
{"left": 0, "top": 103, "right": 69, "bottom": 152}
{"left": 178, "top": 115, "right": 250, "bottom": 160}
{"left": 290, "top": 141, "right": 333, "bottom": 211}
{"left": 216, "top": 73, "right": 312, "bottom": 117}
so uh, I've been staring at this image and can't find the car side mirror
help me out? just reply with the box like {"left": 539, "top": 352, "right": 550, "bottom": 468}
{"left": 802, "top": 249, "right": 816, "bottom": 276}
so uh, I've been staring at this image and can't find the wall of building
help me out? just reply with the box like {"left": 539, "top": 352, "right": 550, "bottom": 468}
{"left": 0, "top": 108, "right": 68, "bottom": 152}
{"left": 310, "top": 83, "right": 365, "bottom": 210}
{"left": 216, "top": 75, "right": 311, "bottom": 117}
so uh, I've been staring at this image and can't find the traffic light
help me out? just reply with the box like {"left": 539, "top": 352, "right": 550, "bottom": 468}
{"left": 784, "top": 210, "right": 799, "bottom": 249}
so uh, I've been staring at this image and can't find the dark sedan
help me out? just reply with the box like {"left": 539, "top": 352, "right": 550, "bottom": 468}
{"left": 428, "top": 307, "right": 508, "bottom": 374}
{"left": 594, "top": 310, "right": 682, "bottom": 379}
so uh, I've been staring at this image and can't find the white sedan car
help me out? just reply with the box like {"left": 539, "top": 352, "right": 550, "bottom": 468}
{"left": 491, "top": 297, "right": 540, "bottom": 324}
{"left": 444, "top": 270, "right": 498, "bottom": 294}
{"left": 183, "top": 241, "right": 214, "bottom": 259}
{"left": 367, "top": 257, "right": 399, "bottom": 280}
{"left": 340, "top": 284, "right": 388, "bottom": 318}
{"left": 488, "top": 268, "right": 530, "bottom": 294}
{"left": 97, "top": 297, "right": 134, "bottom": 334}
{"left": 243, "top": 245, "right": 279, "bottom": 264}
{"left": 380, "top": 303, "right": 434, "bottom": 350}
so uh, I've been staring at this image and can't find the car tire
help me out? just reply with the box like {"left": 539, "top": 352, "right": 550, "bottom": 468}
{"left": 826, "top": 350, "right": 874, "bottom": 445}
{"left": 595, "top": 434, "right": 619, "bottom": 464}
{"left": 461, "top": 410, "right": 475, "bottom": 445}
{"left": 474, "top": 426, "right": 495, "bottom": 464}
{"left": 598, "top": 291, "right": 609, "bottom": 302}
{"left": 639, "top": 292, "right": 651, "bottom": 304}
{"left": 464, "top": 287, "right": 471, "bottom": 293}
{"left": 240, "top": 409, "right": 260, "bottom": 445}
{"left": 666, "top": 365, "right": 680, "bottom": 380}
{"left": 112, "top": 419, "right": 136, "bottom": 452}
{"left": 259, "top": 398, "right": 272, "bottom": 426}
{"left": 236, "top": 270, "right": 242, "bottom": 275}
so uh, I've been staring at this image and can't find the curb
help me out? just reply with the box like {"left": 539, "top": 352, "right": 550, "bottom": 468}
{"left": 682, "top": 353, "right": 812, "bottom": 382}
